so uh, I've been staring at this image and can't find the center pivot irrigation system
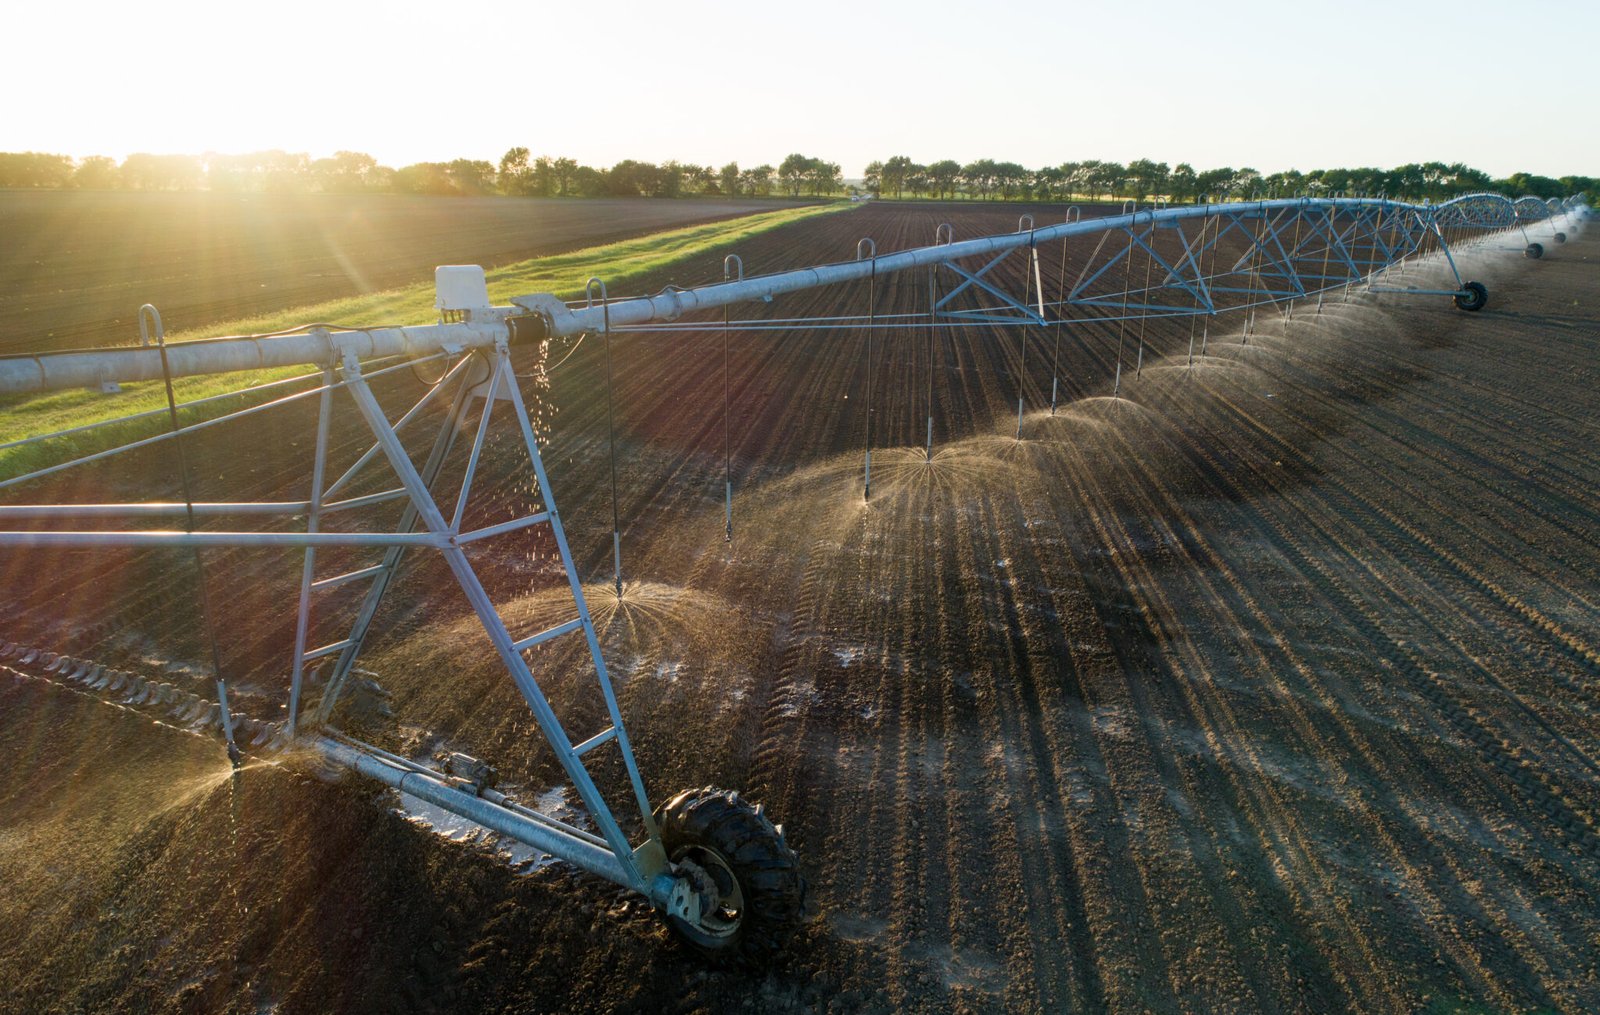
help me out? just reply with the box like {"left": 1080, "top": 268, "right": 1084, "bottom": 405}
{"left": 0, "top": 192, "right": 1587, "bottom": 960}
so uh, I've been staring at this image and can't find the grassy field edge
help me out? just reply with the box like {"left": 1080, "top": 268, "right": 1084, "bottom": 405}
{"left": 0, "top": 202, "right": 853, "bottom": 481}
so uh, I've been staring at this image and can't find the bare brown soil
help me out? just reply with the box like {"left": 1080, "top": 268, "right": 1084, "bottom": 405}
{"left": 1, "top": 204, "right": 1597, "bottom": 1013}
{"left": 0, "top": 190, "right": 814, "bottom": 354}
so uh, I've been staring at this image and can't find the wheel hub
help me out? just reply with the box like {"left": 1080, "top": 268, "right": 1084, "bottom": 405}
{"left": 673, "top": 847, "right": 745, "bottom": 939}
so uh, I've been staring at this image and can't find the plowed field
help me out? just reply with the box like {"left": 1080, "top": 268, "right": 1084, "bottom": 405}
{"left": 0, "top": 190, "right": 814, "bottom": 354}
{"left": 1, "top": 203, "right": 1597, "bottom": 1014}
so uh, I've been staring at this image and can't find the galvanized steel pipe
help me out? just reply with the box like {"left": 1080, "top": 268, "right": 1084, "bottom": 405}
{"left": 0, "top": 194, "right": 1575, "bottom": 398}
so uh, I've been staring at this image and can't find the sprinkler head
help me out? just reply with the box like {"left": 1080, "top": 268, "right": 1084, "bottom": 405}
{"left": 227, "top": 742, "right": 243, "bottom": 769}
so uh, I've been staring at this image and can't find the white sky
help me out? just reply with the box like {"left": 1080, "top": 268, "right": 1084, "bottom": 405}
{"left": 5, "top": 0, "right": 1591, "bottom": 179}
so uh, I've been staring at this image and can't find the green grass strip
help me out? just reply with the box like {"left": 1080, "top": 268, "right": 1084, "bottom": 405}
{"left": 0, "top": 202, "right": 852, "bottom": 481}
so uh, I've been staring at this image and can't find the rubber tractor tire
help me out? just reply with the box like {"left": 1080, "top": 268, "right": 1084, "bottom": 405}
{"left": 655, "top": 787, "right": 806, "bottom": 963}
{"left": 1453, "top": 281, "right": 1489, "bottom": 312}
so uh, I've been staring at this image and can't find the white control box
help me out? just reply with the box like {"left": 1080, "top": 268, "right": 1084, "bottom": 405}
{"left": 435, "top": 265, "right": 491, "bottom": 312}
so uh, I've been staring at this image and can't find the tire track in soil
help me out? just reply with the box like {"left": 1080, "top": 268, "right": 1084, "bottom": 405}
{"left": 1046, "top": 414, "right": 1403, "bottom": 1011}
{"left": 4, "top": 205, "right": 1595, "bottom": 1012}
{"left": 1181, "top": 371, "right": 1600, "bottom": 799}
{"left": 960, "top": 483, "right": 1110, "bottom": 1012}
{"left": 1030, "top": 419, "right": 1339, "bottom": 1010}
{"left": 1236, "top": 307, "right": 1600, "bottom": 596}
{"left": 1208, "top": 472, "right": 1599, "bottom": 1003}
{"left": 987, "top": 450, "right": 1273, "bottom": 1012}
{"left": 1123, "top": 349, "right": 1600, "bottom": 1004}
{"left": 921, "top": 497, "right": 1021, "bottom": 1012}
{"left": 1068, "top": 403, "right": 1581, "bottom": 1010}
{"left": 882, "top": 507, "right": 966, "bottom": 1011}
{"left": 1221, "top": 374, "right": 1600, "bottom": 738}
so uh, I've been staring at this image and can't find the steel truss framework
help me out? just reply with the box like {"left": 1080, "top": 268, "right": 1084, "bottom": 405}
{"left": 0, "top": 191, "right": 1587, "bottom": 926}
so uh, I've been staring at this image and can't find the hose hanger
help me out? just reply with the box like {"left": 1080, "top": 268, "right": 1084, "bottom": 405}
{"left": 145, "top": 303, "right": 240, "bottom": 767}
{"left": 721, "top": 255, "right": 743, "bottom": 543}
{"left": 587, "top": 278, "right": 623, "bottom": 598}
{"left": 856, "top": 238, "right": 877, "bottom": 501}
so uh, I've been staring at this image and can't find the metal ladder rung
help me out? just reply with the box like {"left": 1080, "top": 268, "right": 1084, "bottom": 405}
{"left": 511, "top": 617, "right": 584, "bottom": 653}
{"left": 311, "top": 564, "right": 386, "bottom": 591}
{"left": 572, "top": 726, "right": 616, "bottom": 757}
{"left": 302, "top": 638, "right": 354, "bottom": 663}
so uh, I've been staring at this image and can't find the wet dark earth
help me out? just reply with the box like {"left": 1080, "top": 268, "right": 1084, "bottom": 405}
{"left": 0, "top": 205, "right": 1596, "bottom": 1013}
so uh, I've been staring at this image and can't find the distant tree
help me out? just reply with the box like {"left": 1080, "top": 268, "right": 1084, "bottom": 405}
{"left": 777, "top": 154, "right": 811, "bottom": 198}
{"left": 395, "top": 162, "right": 455, "bottom": 195}
{"left": 862, "top": 160, "right": 884, "bottom": 196}
{"left": 1192, "top": 166, "right": 1231, "bottom": 201}
{"left": 1499, "top": 171, "right": 1563, "bottom": 199}
{"left": 606, "top": 159, "right": 654, "bottom": 196}
{"left": 1558, "top": 174, "right": 1598, "bottom": 204}
{"left": 882, "top": 155, "right": 915, "bottom": 198}
{"left": 444, "top": 159, "right": 495, "bottom": 194}
{"left": 1125, "top": 159, "right": 1169, "bottom": 201}
{"left": 7, "top": 146, "right": 1565, "bottom": 207}
{"left": 653, "top": 161, "right": 684, "bottom": 198}
{"left": 1055, "top": 161, "right": 1083, "bottom": 198}
{"left": 312, "top": 150, "right": 377, "bottom": 193}
{"left": 367, "top": 165, "right": 398, "bottom": 192}
{"left": 551, "top": 157, "right": 579, "bottom": 196}
{"left": 681, "top": 163, "right": 715, "bottom": 194}
{"left": 1346, "top": 167, "right": 1386, "bottom": 196}
{"left": 1031, "top": 165, "right": 1065, "bottom": 202}
{"left": 120, "top": 153, "right": 204, "bottom": 191}
{"left": 571, "top": 164, "right": 606, "bottom": 197}
{"left": 1444, "top": 162, "right": 1492, "bottom": 195}
{"left": 1262, "top": 167, "right": 1304, "bottom": 197}
{"left": 960, "top": 159, "right": 997, "bottom": 199}
{"left": 1070, "top": 160, "right": 1102, "bottom": 199}
{"left": 1227, "top": 167, "right": 1262, "bottom": 198}
{"left": 71, "top": 155, "right": 119, "bottom": 190}
{"left": 1169, "top": 163, "right": 1197, "bottom": 203}
{"left": 740, "top": 164, "right": 774, "bottom": 197}
{"left": 1313, "top": 166, "right": 1383, "bottom": 197}
{"left": 1085, "top": 161, "right": 1125, "bottom": 200}
{"left": 993, "top": 161, "right": 1029, "bottom": 199}
{"left": 804, "top": 158, "right": 842, "bottom": 196}
{"left": 498, "top": 146, "right": 532, "bottom": 195}
{"left": 926, "top": 159, "right": 961, "bottom": 199}
{"left": 526, "top": 156, "right": 554, "bottom": 197}
{"left": 261, "top": 151, "right": 310, "bottom": 193}
{"left": 904, "top": 164, "right": 930, "bottom": 198}
{"left": 0, "top": 152, "right": 74, "bottom": 188}
{"left": 204, "top": 152, "right": 250, "bottom": 191}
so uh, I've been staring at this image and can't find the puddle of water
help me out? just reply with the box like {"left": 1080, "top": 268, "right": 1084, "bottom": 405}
{"left": 395, "top": 777, "right": 585, "bottom": 873}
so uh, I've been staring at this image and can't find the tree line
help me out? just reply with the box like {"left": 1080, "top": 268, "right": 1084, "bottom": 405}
{"left": 0, "top": 148, "right": 1589, "bottom": 204}
{"left": 0, "top": 149, "right": 843, "bottom": 199}
{"left": 863, "top": 156, "right": 1593, "bottom": 204}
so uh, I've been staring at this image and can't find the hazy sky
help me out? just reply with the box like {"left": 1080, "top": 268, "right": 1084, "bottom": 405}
{"left": 6, "top": 0, "right": 1591, "bottom": 179}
